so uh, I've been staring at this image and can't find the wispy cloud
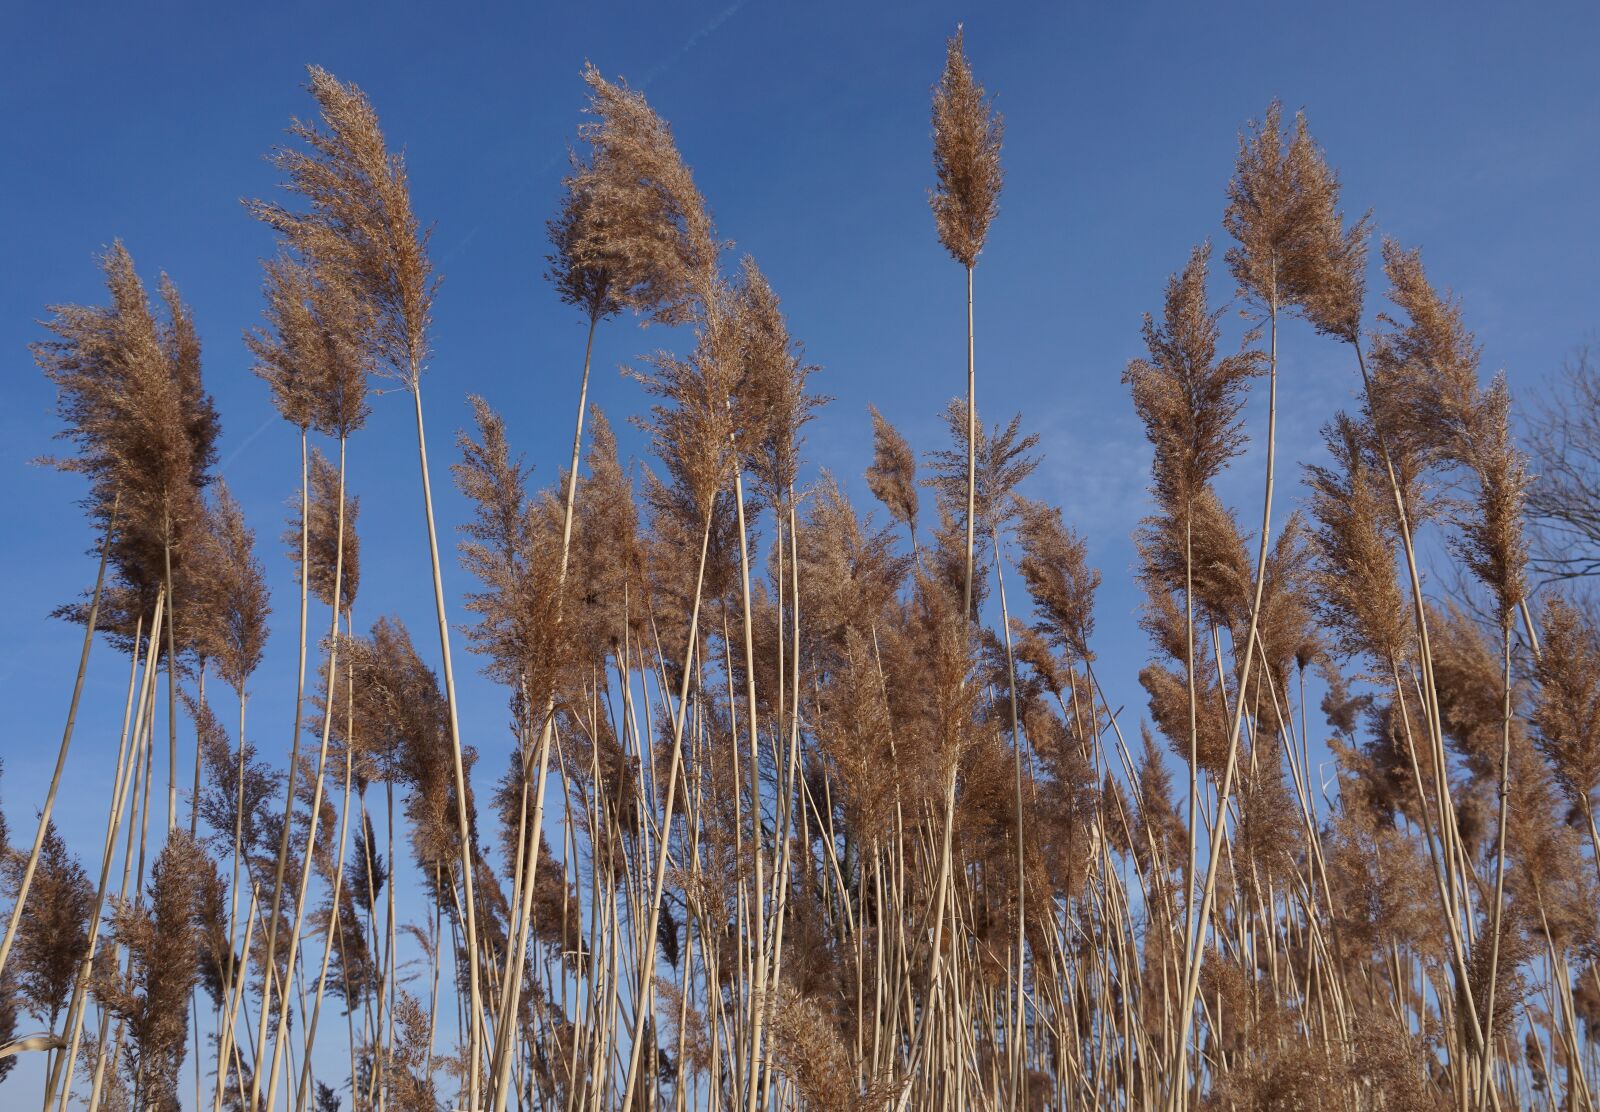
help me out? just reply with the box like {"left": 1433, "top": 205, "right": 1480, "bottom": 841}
{"left": 221, "top": 414, "right": 277, "bottom": 472}
{"left": 1028, "top": 404, "right": 1151, "bottom": 542}
{"left": 638, "top": 0, "right": 748, "bottom": 90}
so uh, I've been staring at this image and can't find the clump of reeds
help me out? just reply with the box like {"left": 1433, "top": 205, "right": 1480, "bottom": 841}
{"left": 10, "top": 37, "right": 1599, "bottom": 1112}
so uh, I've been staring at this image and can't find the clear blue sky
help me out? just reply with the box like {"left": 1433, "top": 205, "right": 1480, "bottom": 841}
{"left": 2, "top": 1, "right": 1597, "bottom": 1101}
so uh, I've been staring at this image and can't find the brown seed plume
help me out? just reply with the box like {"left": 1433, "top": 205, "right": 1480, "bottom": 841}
{"left": 191, "top": 691, "right": 282, "bottom": 860}
{"left": 1014, "top": 497, "right": 1099, "bottom": 664}
{"left": 1368, "top": 239, "right": 1481, "bottom": 469}
{"left": 35, "top": 243, "right": 218, "bottom": 604}
{"left": 568, "top": 407, "right": 646, "bottom": 660}
{"left": 1136, "top": 487, "right": 1253, "bottom": 631}
{"left": 250, "top": 66, "right": 432, "bottom": 384}
{"left": 1223, "top": 100, "right": 1368, "bottom": 333}
{"left": 931, "top": 26, "right": 1004, "bottom": 268}
{"left": 245, "top": 253, "right": 372, "bottom": 435}
{"left": 865, "top": 404, "right": 919, "bottom": 540}
{"left": 338, "top": 617, "right": 476, "bottom": 887}
{"left": 191, "top": 481, "right": 271, "bottom": 695}
{"left": 1, "top": 822, "right": 92, "bottom": 1030}
{"left": 925, "top": 400, "right": 1039, "bottom": 537}
{"left": 286, "top": 447, "right": 361, "bottom": 615}
{"left": 1140, "top": 660, "right": 1231, "bottom": 775}
{"left": 1307, "top": 414, "right": 1411, "bottom": 664}
{"left": 630, "top": 296, "right": 738, "bottom": 522}
{"left": 728, "top": 256, "right": 826, "bottom": 510}
{"left": 0, "top": 980, "right": 14, "bottom": 1087}
{"left": 1134, "top": 724, "right": 1187, "bottom": 877}
{"left": 1532, "top": 596, "right": 1600, "bottom": 814}
{"left": 453, "top": 397, "right": 570, "bottom": 709}
{"left": 1456, "top": 376, "right": 1528, "bottom": 620}
{"left": 96, "top": 830, "right": 220, "bottom": 1110}
{"left": 1124, "top": 242, "right": 1262, "bottom": 507}
{"left": 548, "top": 63, "right": 718, "bottom": 325}
{"left": 1372, "top": 242, "right": 1528, "bottom": 616}
{"left": 815, "top": 626, "right": 901, "bottom": 841}
{"left": 793, "top": 474, "right": 909, "bottom": 646}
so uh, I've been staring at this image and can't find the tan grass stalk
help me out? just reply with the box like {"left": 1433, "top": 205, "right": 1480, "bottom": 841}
{"left": 0, "top": 498, "right": 117, "bottom": 984}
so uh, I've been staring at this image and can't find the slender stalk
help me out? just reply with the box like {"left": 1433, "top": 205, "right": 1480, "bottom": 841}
{"left": 730, "top": 456, "right": 766, "bottom": 1112}
{"left": 50, "top": 591, "right": 164, "bottom": 1112}
{"left": 249, "top": 427, "right": 312, "bottom": 1112}
{"left": 990, "top": 527, "right": 1028, "bottom": 1101}
{"left": 490, "top": 309, "right": 600, "bottom": 1112}
{"left": 962, "top": 265, "right": 976, "bottom": 620}
{"left": 159, "top": 508, "right": 180, "bottom": 838}
{"left": 410, "top": 379, "right": 484, "bottom": 1110}
{"left": 1480, "top": 619, "right": 1516, "bottom": 1110}
{"left": 0, "top": 498, "right": 116, "bottom": 981}
{"left": 618, "top": 510, "right": 715, "bottom": 1112}
{"left": 1171, "top": 281, "right": 1279, "bottom": 1110}
{"left": 262, "top": 435, "right": 350, "bottom": 1112}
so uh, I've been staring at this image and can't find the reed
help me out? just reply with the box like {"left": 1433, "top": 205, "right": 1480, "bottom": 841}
{"left": 6, "top": 36, "right": 1597, "bottom": 1112}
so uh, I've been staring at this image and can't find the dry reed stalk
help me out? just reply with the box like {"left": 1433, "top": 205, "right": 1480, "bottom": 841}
{"left": 489, "top": 60, "right": 715, "bottom": 1110}
{"left": 49, "top": 591, "right": 163, "bottom": 1111}
{"left": 258, "top": 436, "right": 352, "bottom": 1112}
{"left": 0, "top": 497, "right": 117, "bottom": 986}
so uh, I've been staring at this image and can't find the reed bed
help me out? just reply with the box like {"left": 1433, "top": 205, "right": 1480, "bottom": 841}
{"left": 3, "top": 29, "right": 1598, "bottom": 1112}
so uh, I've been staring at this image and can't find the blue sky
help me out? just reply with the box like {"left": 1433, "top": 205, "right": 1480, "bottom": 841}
{"left": 2, "top": 0, "right": 1598, "bottom": 1101}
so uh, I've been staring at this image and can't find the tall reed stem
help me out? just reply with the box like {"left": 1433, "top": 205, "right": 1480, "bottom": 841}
{"left": 410, "top": 379, "right": 485, "bottom": 1110}
{"left": 249, "top": 427, "right": 312, "bottom": 1112}
{"left": 262, "top": 435, "right": 349, "bottom": 1112}
{"left": 490, "top": 310, "right": 599, "bottom": 1112}
{"left": 0, "top": 497, "right": 116, "bottom": 982}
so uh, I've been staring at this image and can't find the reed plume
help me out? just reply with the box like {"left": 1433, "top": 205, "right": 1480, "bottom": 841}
{"left": 192, "top": 482, "right": 271, "bottom": 697}
{"left": 1124, "top": 242, "right": 1262, "bottom": 510}
{"left": 1223, "top": 101, "right": 1365, "bottom": 329}
{"left": 866, "top": 405, "right": 920, "bottom": 549}
{"left": 252, "top": 64, "right": 488, "bottom": 1105}
{"left": 1, "top": 822, "right": 92, "bottom": 1034}
{"left": 1307, "top": 415, "right": 1412, "bottom": 666}
{"left": 550, "top": 64, "right": 717, "bottom": 327}
{"left": 246, "top": 254, "right": 372, "bottom": 437}
{"left": 930, "top": 27, "right": 1003, "bottom": 271}
{"left": 1533, "top": 596, "right": 1600, "bottom": 853}
{"left": 95, "top": 830, "right": 220, "bottom": 1111}
{"left": 1014, "top": 497, "right": 1099, "bottom": 666}
{"left": 729, "top": 256, "right": 826, "bottom": 512}
{"left": 284, "top": 448, "right": 360, "bottom": 617}
{"left": 930, "top": 24, "right": 1003, "bottom": 634}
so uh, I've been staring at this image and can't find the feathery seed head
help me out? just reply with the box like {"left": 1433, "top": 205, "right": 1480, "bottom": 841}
{"left": 286, "top": 447, "right": 361, "bottom": 615}
{"left": 1124, "top": 242, "right": 1263, "bottom": 506}
{"left": 251, "top": 66, "right": 432, "bottom": 385}
{"left": 865, "top": 405, "right": 919, "bottom": 535}
{"left": 1224, "top": 101, "right": 1369, "bottom": 336}
{"left": 931, "top": 27, "right": 1004, "bottom": 269}
{"left": 549, "top": 64, "right": 718, "bottom": 325}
